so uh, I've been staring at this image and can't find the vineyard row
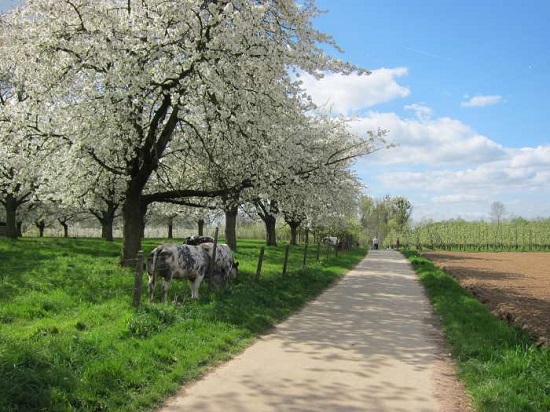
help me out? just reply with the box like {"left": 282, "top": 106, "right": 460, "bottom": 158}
{"left": 388, "top": 220, "right": 550, "bottom": 252}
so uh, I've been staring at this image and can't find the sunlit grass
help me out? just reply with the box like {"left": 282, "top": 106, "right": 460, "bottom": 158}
{"left": 404, "top": 250, "right": 550, "bottom": 412}
{"left": 0, "top": 237, "right": 366, "bottom": 411}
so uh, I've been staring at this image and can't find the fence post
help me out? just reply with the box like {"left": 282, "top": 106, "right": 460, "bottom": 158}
{"left": 132, "top": 250, "right": 144, "bottom": 307}
{"left": 207, "top": 227, "right": 219, "bottom": 290}
{"left": 282, "top": 244, "right": 290, "bottom": 277}
{"left": 302, "top": 243, "right": 308, "bottom": 268}
{"left": 255, "top": 246, "right": 265, "bottom": 282}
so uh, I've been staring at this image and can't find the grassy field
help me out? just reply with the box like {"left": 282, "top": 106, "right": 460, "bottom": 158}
{"left": 404, "top": 250, "right": 550, "bottom": 412}
{"left": 0, "top": 237, "right": 366, "bottom": 411}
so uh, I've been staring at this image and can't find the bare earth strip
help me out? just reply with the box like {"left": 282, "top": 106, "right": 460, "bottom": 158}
{"left": 422, "top": 252, "right": 550, "bottom": 347}
{"left": 159, "top": 250, "right": 472, "bottom": 412}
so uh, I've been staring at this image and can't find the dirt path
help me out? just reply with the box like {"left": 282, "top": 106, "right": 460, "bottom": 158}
{"left": 159, "top": 250, "right": 471, "bottom": 412}
{"left": 422, "top": 251, "right": 550, "bottom": 347}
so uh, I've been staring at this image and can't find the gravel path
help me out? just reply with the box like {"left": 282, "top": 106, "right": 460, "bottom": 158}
{"left": 159, "top": 250, "right": 471, "bottom": 412}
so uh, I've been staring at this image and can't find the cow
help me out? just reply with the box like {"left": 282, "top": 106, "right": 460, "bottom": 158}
{"left": 146, "top": 243, "right": 239, "bottom": 302}
{"left": 198, "top": 242, "right": 239, "bottom": 286}
{"left": 185, "top": 235, "right": 215, "bottom": 245}
{"left": 321, "top": 236, "right": 340, "bottom": 247}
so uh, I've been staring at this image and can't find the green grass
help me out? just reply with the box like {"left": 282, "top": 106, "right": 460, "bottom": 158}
{"left": 403, "top": 250, "right": 550, "bottom": 412}
{"left": 0, "top": 237, "right": 366, "bottom": 411}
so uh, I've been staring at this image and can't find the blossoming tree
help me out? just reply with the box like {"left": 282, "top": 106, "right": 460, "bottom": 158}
{"left": 2, "top": 0, "right": 380, "bottom": 263}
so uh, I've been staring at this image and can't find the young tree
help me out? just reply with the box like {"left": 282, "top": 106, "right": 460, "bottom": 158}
{"left": 391, "top": 196, "right": 413, "bottom": 232}
{"left": 490, "top": 201, "right": 507, "bottom": 226}
{"left": 360, "top": 195, "right": 412, "bottom": 243}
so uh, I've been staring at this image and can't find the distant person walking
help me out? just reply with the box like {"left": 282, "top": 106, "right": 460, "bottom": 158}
{"left": 396, "top": 237, "right": 400, "bottom": 250}
{"left": 372, "top": 236, "right": 379, "bottom": 250}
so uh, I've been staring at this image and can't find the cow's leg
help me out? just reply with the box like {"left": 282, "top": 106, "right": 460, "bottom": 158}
{"left": 189, "top": 275, "right": 204, "bottom": 299}
{"left": 187, "top": 280, "right": 195, "bottom": 299}
{"left": 220, "top": 269, "right": 228, "bottom": 286}
{"left": 147, "top": 274, "right": 156, "bottom": 302}
{"left": 161, "top": 278, "right": 172, "bottom": 303}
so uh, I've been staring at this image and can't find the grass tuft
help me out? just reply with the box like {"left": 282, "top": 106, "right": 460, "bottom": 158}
{"left": 0, "top": 237, "right": 366, "bottom": 411}
{"left": 404, "top": 250, "right": 550, "bottom": 412}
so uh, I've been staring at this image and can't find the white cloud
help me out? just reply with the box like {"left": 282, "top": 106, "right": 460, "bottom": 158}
{"left": 350, "top": 111, "right": 506, "bottom": 166}
{"left": 377, "top": 157, "right": 549, "bottom": 193}
{"left": 299, "top": 68, "right": 410, "bottom": 115}
{"left": 350, "top": 107, "right": 549, "bottom": 220}
{"left": 432, "top": 194, "right": 484, "bottom": 204}
{"left": 461, "top": 95, "right": 503, "bottom": 107}
{"left": 300, "top": 69, "right": 548, "bottom": 220}
{"left": 510, "top": 145, "right": 550, "bottom": 167}
{"left": 404, "top": 103, "right": 432, "bottom": 121}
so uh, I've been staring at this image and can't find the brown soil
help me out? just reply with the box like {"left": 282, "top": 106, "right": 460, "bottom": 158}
{"left": 422, "top": 252, "right": 550, "bottom": 347}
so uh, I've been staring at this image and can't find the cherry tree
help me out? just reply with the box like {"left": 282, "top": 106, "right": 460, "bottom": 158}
{"left": 44, "top": 151, "right": 127, "bottom": 241}
{"left": 3, "top": 0, "right": 372, "bottom": 262}
{"left": 0, "top": 60, "right": 44, "bottom": 238}
{"left": 0, "top": 144, "right": 37, "bottom": 238}
{"left": 281, "top": 170, "right": 363, "bottom": 245}
{"left": 245, "top": 112, "right": 386, "bottom": 246}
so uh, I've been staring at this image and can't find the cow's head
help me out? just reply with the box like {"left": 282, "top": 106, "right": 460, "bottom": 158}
{"left": 185, "top": 235, "right": 198, "bottom": 245}
{"left": 228, "top": 261, "right": 239, "bottom": 280}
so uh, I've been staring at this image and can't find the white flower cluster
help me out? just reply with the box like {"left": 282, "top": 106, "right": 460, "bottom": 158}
{"left": 0, "top": 0, "right": 385, "bottom": 247}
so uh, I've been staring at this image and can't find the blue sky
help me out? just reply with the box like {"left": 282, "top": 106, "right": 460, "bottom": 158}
{"left": 308, "top": 0, "right": 550, "bottom": 221}
{"left": 2, "top": 0, "right": 549, "bottom": 221}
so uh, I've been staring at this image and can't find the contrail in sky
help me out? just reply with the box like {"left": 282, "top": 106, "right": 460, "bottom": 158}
{"left": 405, "top": 46, "right": 450, "bottom": 62}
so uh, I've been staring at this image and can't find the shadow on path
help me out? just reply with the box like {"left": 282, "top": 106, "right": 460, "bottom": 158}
{"left": 160, "top": 250, "right": 461, "bottom": 412}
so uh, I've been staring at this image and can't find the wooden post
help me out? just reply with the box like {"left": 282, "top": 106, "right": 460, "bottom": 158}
{"left": 208, "top": 227, "right": 219, "bottom": 288}
{"left": 302, "top": 243, "right": 308, "bottom": 268}
{"left": 132, "top": 250, "right": 144, "bottom": 307}
{"left": 255, "top": 246, "right": 265, "bottom": 282}
{"left": 282, "top": 244, "right": 290, "bottom": 277}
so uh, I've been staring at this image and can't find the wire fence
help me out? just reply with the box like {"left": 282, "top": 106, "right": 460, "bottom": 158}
{"left": 133, "top": 241, "right": 343, "bottom": 306}
{"left": 0, "top": 234, "right": 349, "bottom": 308}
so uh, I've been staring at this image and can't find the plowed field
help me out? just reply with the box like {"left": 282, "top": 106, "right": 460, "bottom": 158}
{"left": 421, "top": 252, "right": 550, "bottom": 347}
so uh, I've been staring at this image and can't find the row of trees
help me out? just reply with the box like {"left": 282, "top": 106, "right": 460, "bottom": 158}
{"left": 359, "top": 195, "right": 413, "bottom": 246}
{"left": 401, "top": 217, "right": 550, "bottom": 251}
{"left": 1, "top": 1, "right": 388, "bottom": 264}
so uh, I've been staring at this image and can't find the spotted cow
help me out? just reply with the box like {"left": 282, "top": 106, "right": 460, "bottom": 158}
{"left": 146, "top": 243, "right": 239, "bottom": 302}
{"left": 185, "top": 235, "right": 215, "bottom": 245}
{"left": 321, "top": 236, "right": 340, "bottom": 247}
{"left": 198, "top": 242, "right": 239, "bottom": 286}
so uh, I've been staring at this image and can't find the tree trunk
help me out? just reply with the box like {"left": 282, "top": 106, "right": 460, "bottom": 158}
{"left": 60, "top": 221, "right": 69, "bottom": 238}
{"left": 167, "top": 218, "right": 173, "bottom": 239}
{"left": 263, "top": 214, "right": 277, "bottom": 246}
{"left": 121, "top": 186, "right": 147, "bottom": 266}
{"left": 101, "top": 221, "right": 114, "bottom": 241}
{"left": 36, "top": 221, "right": 45, "bottom": 237}
{"left": 224, "top": 206, "right": 238, "bottom": 250}
{"left": 198, "top": 218, "right": 205, "bottom": 236}
{"left": 92, "top": 199, "right": 118, "bottom": 242}
{"left": 289, "top": 221, "right": 299, "bottom": 245}
{"left": 4, "top": 194, "right": 18, "bottom": 239}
